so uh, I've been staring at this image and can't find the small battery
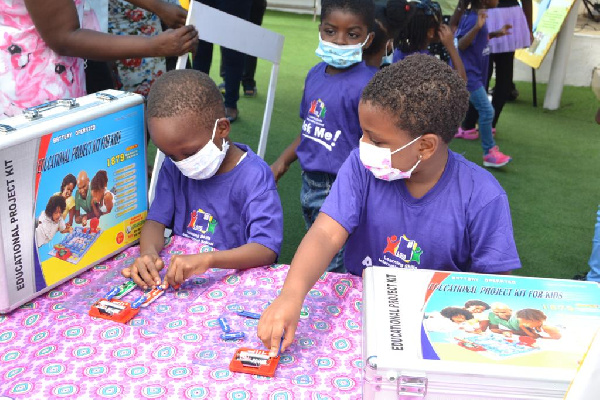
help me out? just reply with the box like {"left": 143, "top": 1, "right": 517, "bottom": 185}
{"left": 221, "top": 332, "right": 245, "bottom": 340}
{"left": 218, "top": 317, "right": 232, "bottom": 333}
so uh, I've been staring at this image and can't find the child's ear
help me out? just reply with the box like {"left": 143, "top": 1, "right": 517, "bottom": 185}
{"left": 418, "top": 133, "right": 439, "bottom": 160}
{"left": 363, "top": 31, "right": 375, "bottom": 50}
{"left": 215, "top": 117, "right": 230, "bottom": 139}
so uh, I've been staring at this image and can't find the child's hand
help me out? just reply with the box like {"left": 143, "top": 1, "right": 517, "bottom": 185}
{"left": 476, "top": 10, "right": 487, "bottom": 29}
{"left": 153, "top": 1, "right": 187, "bottom": 29}
{"left": 152, "top": 25, "right": 199, "bottom": 57}
{"left": 81, "top": 215, "right": 87, "bottom": 227}
{"left": 123, "top": 252, "right": 165, "bottom": 289}
{"left": 164, "top": 254, "right": 210, "bottom": 287}
{"left": 498, "top": 24, "right": 512, "bottom": 37}
{"left": 438, "top": 24, "right": 455, "bottom": 49}
{"left": 257, "top": 292, "right": 304, "bottom": 357}
{"left": 270, "top": 159, "right": 290, "bottom": 183}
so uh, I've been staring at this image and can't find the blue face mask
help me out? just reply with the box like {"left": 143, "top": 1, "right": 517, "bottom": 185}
{"left": 380, "top": 40, "right": 394, "bottom": 67}
{"left": 315, "top": 33, "right": 370, "bottom": 69}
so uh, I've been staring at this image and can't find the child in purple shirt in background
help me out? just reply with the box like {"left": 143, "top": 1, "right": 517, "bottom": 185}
{"left": 454, "top": 0, "right": 513, "bottom": 167}
{"left": 386, "top": 0, "right": 466, "bottom": 80}
{"left": 123, "top": 70, "right": 283, "bottom": 290}
{"left": 270, "top": 0, "right": 377, "bottom": 273}
{"left": 258, "top": 55, "right": 521, "bottom": 356}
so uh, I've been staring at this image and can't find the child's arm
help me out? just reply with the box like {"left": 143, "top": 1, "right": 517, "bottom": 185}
{"left": 258, "top": 213, "right": 349, "bottom": 357}
{"left": 123, "top": 220, "right": 167, "bottom": 289}
{"left": 439, "top": 24, "right": 467, "bottom": 81}
{"left": 449, "top": 0, "right": 467, "bottom": 31}
{"left": 489, "top": 24, "right": 512, "bottom": 39}
{"left": 164, "top": 243, "right": 277, "bottom": 287}
{"left": 128, "top": 0, "right": 187, "bottom": 29}
{"left": 24, "top": 0, "right": 198, "bottom": 61}
{"left": 458, "top": 10, "right": 487, "bottom": 51}
{"left": 541, "top": 324, "right": 561, "bottom": 340}
{"left": 270, "top": 134, "right": 300, "bottom": 183}
{"left": 103, "top": 192, "right": 114, "bottom": 214}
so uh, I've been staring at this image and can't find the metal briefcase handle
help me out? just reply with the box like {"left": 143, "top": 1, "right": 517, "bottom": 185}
{"left": 23, "top": 98, "right": 79, "bottom": 120}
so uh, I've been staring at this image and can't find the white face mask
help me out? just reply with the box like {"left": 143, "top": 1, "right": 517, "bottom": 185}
{"left": 315, "top": 33, "right": 371, "bottom": 69}
{"left": 359, "top": 136, "right": 422, "bottom": 181}
{"left": 173, "top": 119, "right": 229, "bottom": 180}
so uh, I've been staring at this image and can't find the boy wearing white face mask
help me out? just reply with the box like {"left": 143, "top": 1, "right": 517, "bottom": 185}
{"left": 270, "top": 0, "right": 377, "bottom": 274}
{"left": 257, "top": 55, "right": 521, "bottom": 357}
{"left": 123, "top": 70, "right": 283, "bottom": 290}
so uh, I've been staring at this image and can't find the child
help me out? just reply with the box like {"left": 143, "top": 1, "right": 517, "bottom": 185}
{"left": 123, "top": 70, "right": 284, "bottom": 290}
{"left": 440, "top": 306, "right": 481, "bottom": 333}
{"left": 453, "top": 0, "right": 513, "bottom": 168}
{"left": 90, "top": 170, "right": 114, "bottom": 218}
{"left": 35, "top": 195, "right": 73, "bottom": 247}
{"left": 270, "top": 0, "right": 377, "bottom": 273}
{"left": 258, "top": 55, "right": 521, "bottom": 356}
{"left": 362, "top": 4, "right": 394, "bottom": 68}
{"left": 464, "top": 299, "right": 490, "bottom": 330}
{"left": 386, "top": 0, "right": 466, "bottom": 80}
{"left": 55, "top": 173, "right": 77, "bottom": 225}
{"left": 510, "top": 308, "right": 561, "bottom": 339}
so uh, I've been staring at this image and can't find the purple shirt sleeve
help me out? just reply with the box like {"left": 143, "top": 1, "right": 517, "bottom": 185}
{"left": 243, "top": 188, "right": 284, "bottom": 256}
{"left": 468, "top": 194, "right": 521, "bottom": 273}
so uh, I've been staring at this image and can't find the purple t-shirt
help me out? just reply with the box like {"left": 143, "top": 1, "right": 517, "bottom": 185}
{"left": 392, "top": 49, "right": 429, "bottom": 64}
{"left": 296, "top": 61, "right": 376, "bottom": 175}
{"left": 456, "top": 10, "right": 490, "bottom": 92}
{"left": 147, "top": 144, "right": 283, "bottom": 255}
{"left": 320, "top": 149, "right": 521, "bottom": 276}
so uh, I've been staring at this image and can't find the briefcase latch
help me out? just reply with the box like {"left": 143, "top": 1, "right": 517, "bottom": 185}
{"left": 397, "top": 372, "right": 427, "bottom": 399}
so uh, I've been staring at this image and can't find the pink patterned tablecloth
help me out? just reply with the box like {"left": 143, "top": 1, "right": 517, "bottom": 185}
{"left": 0, "top": 236, "right": 363, "bottom": 399}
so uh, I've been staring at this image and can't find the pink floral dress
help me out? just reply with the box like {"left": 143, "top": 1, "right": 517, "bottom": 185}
{"left": 0, "top": 0, "right": 98, "bottom": 120}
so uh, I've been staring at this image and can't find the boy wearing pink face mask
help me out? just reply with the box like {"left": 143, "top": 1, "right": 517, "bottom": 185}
{"left": 257, "top": 54, "right": 520, "bottom": 357}
{"left": 123, "top": 70, "right": 283, "bottom": 290}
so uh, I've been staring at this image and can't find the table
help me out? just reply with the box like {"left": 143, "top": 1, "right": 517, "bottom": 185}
{"left": 0, "top": 236, "right": 363, "bottom": 399}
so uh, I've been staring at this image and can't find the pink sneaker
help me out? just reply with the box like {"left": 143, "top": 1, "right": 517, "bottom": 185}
{"left": 455, "top": 127, "right": 479, "bottom": 140}
{"left": 483, "top": 146, "right": 512, "bottom": 168}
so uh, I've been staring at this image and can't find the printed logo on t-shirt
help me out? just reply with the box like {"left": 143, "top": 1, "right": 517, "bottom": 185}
{"left": 301, "top": 98, "right": 343, "bottom": 151}
{"left": 184, "top": 208, "right": 218, "bottom": 244}
{"left": 378, "top": 234, "right": 423, "bottom": 269}
{"left": 482, "top": 44, "right": 490, "bottom": 57}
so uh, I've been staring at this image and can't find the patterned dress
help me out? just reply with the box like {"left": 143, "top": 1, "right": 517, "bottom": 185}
{"left": 0, "top": 0, "right": 98, "bottom": 119}
{"left": 108, "top": 0, "right": 166, "bottom": 96}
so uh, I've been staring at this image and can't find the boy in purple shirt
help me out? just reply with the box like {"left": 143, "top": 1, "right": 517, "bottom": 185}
{"left": 258, "top": 55, "right": 521, "bottom": 356}
{"left": 270, "top": 0, "right": 377, "bottom": 273}
{"left": 124, "top": 70, "right": 283, "bottom": 289}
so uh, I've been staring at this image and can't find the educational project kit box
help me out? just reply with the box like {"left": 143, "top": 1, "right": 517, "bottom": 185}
{"left": 0, "top": 91, "right": 148, "bottom": 313}
{"left": 362, "top": 267, "right": 600, "bottom": 400}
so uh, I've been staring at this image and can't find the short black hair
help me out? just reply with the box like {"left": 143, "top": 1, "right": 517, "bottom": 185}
{"left": 363, "top": 4, "right": 392, "bottom": 57}
{"left": 90, "top": 170, "right": 108, "bottom": 192}
{"left": 516, "top": 309, "right": 547, "bottom": 322}
{"left": 45, "top": 195, "right": 66, "bottom": 217}
{"left": 386, "top": 0, "right": 442, "bottom": 54}
{"left": 464, "top": 300, "right": 490, "bottom": 310}
{"left": 60, "top": 173, "right": 77, "bottom": 193}
{"left": 321, "top": 0, "right": 376, "bottom": 31}
{"left": 441, "top": 307, "right": 474, "bottom": 320}
{"left": 146, "top": 69, "right": 225, "bottom": 131}
{"left": 361, "top": 54, "right": 469, "bottom": 143}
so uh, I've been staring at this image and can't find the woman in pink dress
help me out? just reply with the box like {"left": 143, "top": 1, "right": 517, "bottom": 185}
{"left": 0, "top": 0, "right": 197, "bottom": 119}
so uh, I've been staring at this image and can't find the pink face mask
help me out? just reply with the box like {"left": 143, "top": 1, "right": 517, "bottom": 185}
{"left": 359, "top": 136, "right": 422, "bottom": 181}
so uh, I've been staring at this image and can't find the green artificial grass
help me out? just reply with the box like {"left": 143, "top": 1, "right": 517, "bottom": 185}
{"left": 150, "top": 10, "right": 599, "bottom": 279}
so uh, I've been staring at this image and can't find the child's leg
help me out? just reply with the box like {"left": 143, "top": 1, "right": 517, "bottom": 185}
{"left": 491, "top": 52, "right": 514, "bottom": 127}
{"left": 586, "top": 206, "right": 600, "bottom": 282}
{"left": 300, "top": 171, "right": 346, "bottom": 273}
{"left": 469, "top": 87, "right": 496, "bottom": 154}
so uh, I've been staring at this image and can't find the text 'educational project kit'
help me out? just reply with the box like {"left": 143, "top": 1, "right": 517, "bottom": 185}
{"left": 0, "top": 91, "right": 148, "bottom": 312}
